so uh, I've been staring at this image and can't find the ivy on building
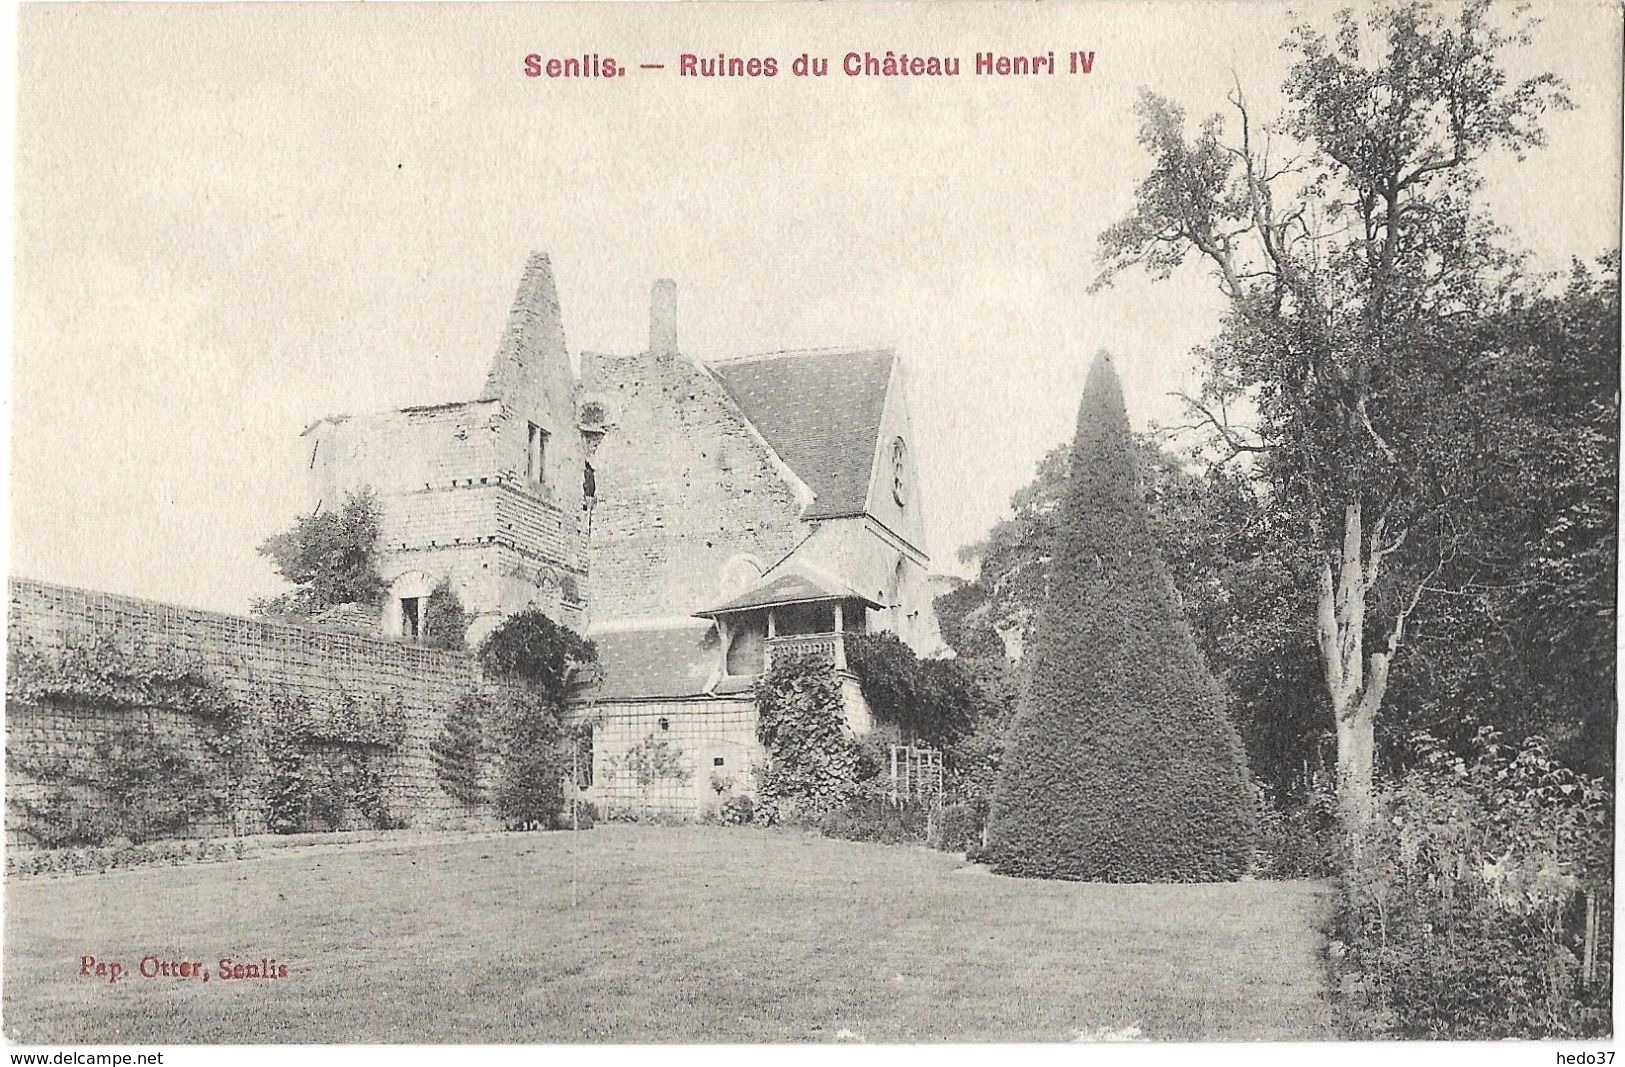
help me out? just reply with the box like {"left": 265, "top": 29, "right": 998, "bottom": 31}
{"left": 754, "top": 652, "right": 858, "bottom": 823}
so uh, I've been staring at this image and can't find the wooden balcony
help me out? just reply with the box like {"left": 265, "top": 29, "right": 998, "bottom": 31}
{"left": 765, "top": 632, "right": 850, "bottom": 672}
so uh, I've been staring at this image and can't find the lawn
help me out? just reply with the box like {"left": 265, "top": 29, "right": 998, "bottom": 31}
{"left": 4, "top": 826, "right": 1334, "bottom": 1042}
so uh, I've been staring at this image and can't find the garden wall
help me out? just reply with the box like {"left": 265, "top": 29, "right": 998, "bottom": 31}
{"left": 5, "top": 578, "right": 484, "bottom": 845}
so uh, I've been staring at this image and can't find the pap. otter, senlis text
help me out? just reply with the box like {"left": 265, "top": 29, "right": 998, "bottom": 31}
{"left": 78, "top": 955, "right": 291, "bottom": 984}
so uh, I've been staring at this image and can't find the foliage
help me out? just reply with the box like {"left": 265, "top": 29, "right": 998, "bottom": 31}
{"left": 1332, "top": 730, "right": 1612, "bottom": 1038}
{"left": 253, "top": 488, "right": 389, "bottom": 617}
{"left": 7, "top": 632, "right": 239, "bottom": 723}
{"left": 950, "top": 432, "right": 1326, "bottom": 799}
{"left": 11, "top": 723, "right": 217, "bottom": 847}
{"left": 263, "top": 693, "right": 401, "bottom": 835}
{"left": 931, "top": 802, "right": 983, "bottom": 855}
{"left": 1380, "top": 259, "right": 1620, "bottom": 776}
{"left": 477, "top": 609, "right": 597, "bottom": 705}
{"left": 422, "top": 579, "right": 471, "bottom": 651}
{"left": 8, "top": 837, "right": 248, "bottom": 879}
{"left": 1253, "top": 776, "right": 1339, "bottom": 879}
{"left": 490, "top": 689, "right": 567, "bottom": 828}
{"left": 553, "top": 799, "right": 597, "bottom": 831}
{"left": 754, "top": 652, "right": 859, "bottom": 823}
{"left": 6, "top": 632, "right": 247, "bottom": 845}
{"left": 719, "top": 795, "right": 756, "bottom": 826}
{"left": 1092, "top": 0, "right": 1575, "bottom": 824}
{"left": 475, "top": 612, "right": 595, "bottom": 828}
{"left": 845, "top": 632, "right": 978, "bottom": 747}
{"left": 430, "top": 694, "right": 486, "bottom": 808}
{"left": 985, "top": 354, "right": 1256, "bottom": 882}
{"left": 817, "top": 794, "right": 930, "bottom": 846}
{"left": 613, "top": 735, "right": 691, "bottom": 789}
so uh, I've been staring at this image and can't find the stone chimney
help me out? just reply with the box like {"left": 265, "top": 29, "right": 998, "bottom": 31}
{"left": 650, "top": 278, "right": 678, "bottom": 358}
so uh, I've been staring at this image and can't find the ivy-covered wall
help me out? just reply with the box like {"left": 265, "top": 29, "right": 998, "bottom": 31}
{"left": 6, "top": 579, "right": 484, "bottom": 844}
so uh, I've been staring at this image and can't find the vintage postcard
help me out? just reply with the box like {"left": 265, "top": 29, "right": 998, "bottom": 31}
{"left": 4, "top": 0, "right": 1621, "bottom": 1051}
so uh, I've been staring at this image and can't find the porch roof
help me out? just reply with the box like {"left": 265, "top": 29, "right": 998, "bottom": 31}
{"left": 694, "top": 566, "right": 881, "bottom": 619}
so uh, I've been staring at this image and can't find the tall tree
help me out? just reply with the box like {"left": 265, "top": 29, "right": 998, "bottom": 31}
{"left": 985, "top": 353, "right": 1255, "bottom": 882}
{"left": 253, "top": 488, "right": 389, "bottom": 617}
{"left": 1092, "top": 0, "right": 1570, "bottom": 826}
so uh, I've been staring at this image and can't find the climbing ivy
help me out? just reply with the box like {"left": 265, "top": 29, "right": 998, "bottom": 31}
{"left": 7, "top": 630, "right": 406, "bottom": 842}
{"left": 431, "top": 694, "right": 487, "bottom": 809}
{"left": 260, "top": 690, "right": 403, "bottom": 834}
{"left": 754, "top": 652, "right": 858, "bottom": 823}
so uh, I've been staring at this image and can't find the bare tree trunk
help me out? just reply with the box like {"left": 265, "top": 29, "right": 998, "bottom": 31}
{"left": 1314, "top": 501, "right": 1392, "bottom": 835}
{"left": 1334, "top": 695, "right": 1378, "bottom": 830}
{"left": 1313, "top": 497, "right": 1423, "bottom": 839}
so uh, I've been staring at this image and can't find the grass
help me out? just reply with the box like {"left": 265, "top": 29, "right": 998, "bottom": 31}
{"left": 4, "top": 826, "right": 1334, "bottom": 1042}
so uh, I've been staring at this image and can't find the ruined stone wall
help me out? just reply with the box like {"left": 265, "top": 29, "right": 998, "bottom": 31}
{"left": 306, "top": 400, "right": 503, "bottom": 503}
{"left": 303, "top": 398, "right": 587, "bottom": 638}
{"left": 5, "top": 579, "right": 486, "bottom": 845}
{"left": 581, "top": 350, "right": 810, "bottom": 622}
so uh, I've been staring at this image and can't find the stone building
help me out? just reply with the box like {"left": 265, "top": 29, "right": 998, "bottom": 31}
{"left": 301, "top": 254, "right": 589, "bottom": 644}
{"left": 303, "top": 252, "right": 944, "bottom": 814}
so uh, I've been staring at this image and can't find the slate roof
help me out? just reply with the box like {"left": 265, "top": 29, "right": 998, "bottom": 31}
{"left": 695, "top": 565, "right": 881, "bottom": 617}
{"left": 708, "top": 348, "right": 894, "bottom": 519}
{"left": 582, "top": 623, "right": 722, "bottom": 702}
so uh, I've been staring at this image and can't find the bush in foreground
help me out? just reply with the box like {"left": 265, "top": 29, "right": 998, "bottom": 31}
{"left": 1332, "top": 730, "right": 1612, "bottom": 1039}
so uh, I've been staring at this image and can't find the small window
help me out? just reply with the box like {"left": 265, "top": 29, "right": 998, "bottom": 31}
{"left": 713, "top": 756, "right": 726, "bottom": 768}
{"left": 401, "top": 597, "right": 423, "bottom": 640}
{"left": 657, "top": 717, "right": 671, "bottom": 732}
{"left": 583, "top": 462, "right": 596, "bottom": 500}
{"left": 526, "top": 423, "right": 549, "bottom": 485}
{"left": 891, "top": 437, "right": 908, "bottom": 506}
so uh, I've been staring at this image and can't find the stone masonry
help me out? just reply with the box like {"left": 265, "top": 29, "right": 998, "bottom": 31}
{"left": 6, "top": 578, "right": 484, "bottom": 845}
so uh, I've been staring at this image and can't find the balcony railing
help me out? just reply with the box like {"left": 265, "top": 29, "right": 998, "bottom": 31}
{"left": 765, "top": 632, "right": 849, "bottom": 672}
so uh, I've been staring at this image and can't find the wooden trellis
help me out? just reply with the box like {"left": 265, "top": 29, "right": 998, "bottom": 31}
{"left": 888, "top": 744, "right": 943, "bottom": 803}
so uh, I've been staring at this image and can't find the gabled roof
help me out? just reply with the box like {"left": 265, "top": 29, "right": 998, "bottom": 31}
{"left": 707, "top": 348, "right": 894, "bottom": 519}
{"left": 581, "top": 622, "right": 720, "bottom": 703}
{"left": 695, "top": 563, "right": 881, "bottom": 618}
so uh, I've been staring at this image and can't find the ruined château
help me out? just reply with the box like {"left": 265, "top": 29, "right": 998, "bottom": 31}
{"left": 303, "top": 253, "right": 944, "bottom": 812}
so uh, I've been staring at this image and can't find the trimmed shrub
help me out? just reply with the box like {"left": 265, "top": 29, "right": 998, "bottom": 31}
{"left": 985, "top": 352, "right": 1255, "bottom": 882}
{"left": 422, "top": 579, "right": 471, "bottom": 651}
{"left": 476, "top": 611, "right": 596, "bottom": 829}
{"left": 431, "top": 694, "right": 486, "bottom": 809}
{"left": 932, "top": 802, "right": 983, "bottom": 855}
{"left": 491, "top": 691, "right": 566, "bottom": 829}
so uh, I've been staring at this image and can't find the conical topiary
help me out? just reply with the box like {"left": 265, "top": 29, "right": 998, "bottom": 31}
{"left": 985, "top": 352, "right": 1255, "bottom": 881}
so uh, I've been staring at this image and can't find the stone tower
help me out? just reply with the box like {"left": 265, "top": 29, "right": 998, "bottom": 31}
{"left": 301, "top": 252, "right": 589, "bottom": 644}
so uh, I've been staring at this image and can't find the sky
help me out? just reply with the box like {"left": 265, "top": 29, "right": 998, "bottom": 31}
{"left": 11, "top": 0, "right": 1622, "bottom": 614}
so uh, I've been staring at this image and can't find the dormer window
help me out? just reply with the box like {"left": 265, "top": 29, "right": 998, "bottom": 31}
{"left": 526, "top": 422, "right": 549, "bottom": 486}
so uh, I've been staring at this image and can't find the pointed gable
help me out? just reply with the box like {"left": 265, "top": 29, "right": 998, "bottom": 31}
{"left": 707, "top": 348, "right": 895, "bottom": 520}
{"left": 483, "top": 251, "right": 569, "bottom": 406}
